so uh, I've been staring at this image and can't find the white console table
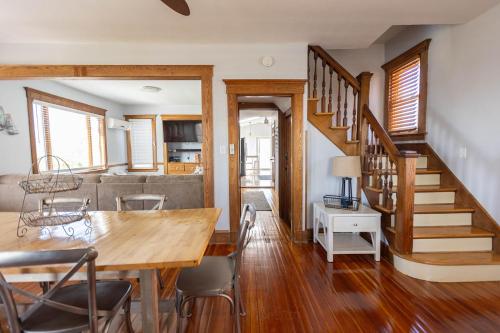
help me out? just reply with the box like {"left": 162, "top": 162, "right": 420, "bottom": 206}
{"left": 313, "top": 202, "right": 381, "bottom": 262}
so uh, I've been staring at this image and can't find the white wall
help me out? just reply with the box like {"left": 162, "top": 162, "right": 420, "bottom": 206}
{"left": 328, "top": 44, "right": 386, "bottom": 120}
{"left": 385, "top": 3, "right": 500, "bottom": 224}
{"left": 0, "top": 42, "right": 308, "bottom": 230}
{"left": 0, "top": 80, "right": 126, "bottom": 173}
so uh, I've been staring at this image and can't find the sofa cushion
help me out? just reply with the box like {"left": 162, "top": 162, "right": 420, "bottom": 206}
{"left": 100, "top": 175, "right": 146, "bottom": 184}
{"left": 97, "top": 183, "right": 144, "bottom": 211}
{"left": 145, "top": 175, "right": 203, "bottom": 184}
{"left": 143, "top": 182, "right": 204, "bottom": 209}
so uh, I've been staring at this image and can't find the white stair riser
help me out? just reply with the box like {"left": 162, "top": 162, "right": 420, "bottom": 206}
{"left": 415, "top": 192, "right": 455, "bottom": 204}
{"left": 393, "top": 255, "right": 500, "bottom": 282}
{"left": 370, "top": 173, "right": 441, "bottom": 186}
{"left": 379, "top": 156, "right": 428, "bottom": 169}
{"left": 413, "top": 213, "right": 472, "bottom": 227}
{"left": 380, "top": 191, "right": 455, "bottom": 205}
{"left": 413, "top": 238, "right": 492, "bottom": 253}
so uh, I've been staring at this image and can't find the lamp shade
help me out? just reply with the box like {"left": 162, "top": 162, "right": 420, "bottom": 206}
{"left": 332, "top": 156, "right": 361, "bottom": 177}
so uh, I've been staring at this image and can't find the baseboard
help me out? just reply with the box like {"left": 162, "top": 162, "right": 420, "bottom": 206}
{"left": 209, "top": 230, "right": 231, "bottom": 244}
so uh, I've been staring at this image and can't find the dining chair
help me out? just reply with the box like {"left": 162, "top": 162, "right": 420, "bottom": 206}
{"left": 116, "top": 193, "right": 167, "bottom": 289}
{"left": 0, "top": 247, "right": 133, "bottom": 333}
{"left": 175, "top": 203, "right": 256, "bottom": 333}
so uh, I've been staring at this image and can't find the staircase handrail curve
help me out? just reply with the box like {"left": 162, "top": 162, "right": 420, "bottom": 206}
{"left": 308, "top": 45, "right": 361, "bottom": 91}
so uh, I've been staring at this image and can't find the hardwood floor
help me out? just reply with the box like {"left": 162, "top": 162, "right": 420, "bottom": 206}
{"left": 3, "top": 204, "right": 500, "bottom": 332}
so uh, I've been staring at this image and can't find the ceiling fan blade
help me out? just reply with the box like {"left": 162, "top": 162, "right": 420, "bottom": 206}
{"left": 160, "top": 0, "right": 190, "bottom": 16}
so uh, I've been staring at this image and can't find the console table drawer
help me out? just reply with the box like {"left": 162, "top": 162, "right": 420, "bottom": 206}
{"left": 333, "top": 216, "right": 378, "bottom": 232}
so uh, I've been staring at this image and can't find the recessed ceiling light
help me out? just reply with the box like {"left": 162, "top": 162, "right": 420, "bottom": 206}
{"left": 141, "top": 85, "right": 162, "bottom": 93}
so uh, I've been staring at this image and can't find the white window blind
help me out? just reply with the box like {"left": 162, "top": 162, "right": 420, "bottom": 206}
{"left": 387, "top": 57, "right": 421, "bottom": 133}
{"left": 129, "top": 118, "right": 155, "bottom": 169}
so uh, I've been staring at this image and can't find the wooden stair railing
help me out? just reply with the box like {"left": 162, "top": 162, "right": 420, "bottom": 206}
{"left": 308, "top": 46, "right": 370, "bottom": 143}
{"left": 360, "top": 105, "right": 419, "bottom": 254}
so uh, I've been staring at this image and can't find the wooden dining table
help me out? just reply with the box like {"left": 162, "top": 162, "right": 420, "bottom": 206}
{"left": 0, "top": 208, "right": 221, "bottom": 333}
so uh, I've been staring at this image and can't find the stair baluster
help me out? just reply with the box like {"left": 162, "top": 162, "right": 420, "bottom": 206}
{"left": 343, "top": 80, "right": 348, "bottom": 127}
{"left": 387, "top": 159, "right": 394, "bottom": 211}
{"left": 328, "top": 68, "right": 333, "bottom": 114}
{"left": 351, "top": 90, "right": 358, "bottom": 141}
{"left": 382, "top": 154, "right": 389, "bottom": 207}
{"left": 313, "top": 52, "right": 318, "bottom": 99}
{"left": 321, "top": 60, "right": 326, "bottom": 113}
{"left": 377, "top": 142, "right": 384, "bottom": 190}
{"left": 336, "top": 74, "right": 342, "bottom": 126}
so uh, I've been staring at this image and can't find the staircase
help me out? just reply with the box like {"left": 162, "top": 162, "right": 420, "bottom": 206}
{"left": 307, "top": 45, "right": 500, "bottom": 282}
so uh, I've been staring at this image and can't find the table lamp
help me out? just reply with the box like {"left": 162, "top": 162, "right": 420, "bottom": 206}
{"left": 332, "top": 156, "right": 361, "bottom": 207}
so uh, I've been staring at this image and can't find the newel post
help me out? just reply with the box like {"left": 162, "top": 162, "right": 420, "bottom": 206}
{"left": 394, "top": 152, "right": 419, "bottom": 254}
{"left": 356, "top": 72, "right": 373, "bottom": 153}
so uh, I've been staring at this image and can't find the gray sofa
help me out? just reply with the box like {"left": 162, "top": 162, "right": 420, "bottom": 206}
{"left": 0, "top": 174, "right": 204, "bottom": 212}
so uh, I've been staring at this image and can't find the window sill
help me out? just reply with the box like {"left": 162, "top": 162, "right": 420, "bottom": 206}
{"left": 389, "top": 132, "right": 426, "bottom": 142}
{"left": 127, "top": 167, "right": 159, "bottom": 173}
{"left": 73, "top": 167, "right": 109, "bottom": 174}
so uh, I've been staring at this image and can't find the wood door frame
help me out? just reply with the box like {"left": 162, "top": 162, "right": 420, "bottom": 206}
{"left": 124, "top": 114, "right": 158, "bottom": 172}
{"left": 0, "top": 65, "right": 214, "bottom": 208}
{"left": 225, "top": 79, "right": 306, "bottom": 242}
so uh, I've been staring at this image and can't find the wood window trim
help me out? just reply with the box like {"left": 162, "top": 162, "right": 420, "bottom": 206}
{"left": 1, "top": 65, "right": 214, "bottom": 209}
{"left": 160, "top": 114, "right": 202, "bottom": 121}
{"left": 25, "top": 87, "right": 108, "bottom": 174}
{"left": 124, "top": 114, "right": 158, "bottom": 172}
{"left": 382, "top": 39, "right": 431, "bottom": 141}
{"left": 224, "top": 79, "right": 306, "bottom": 243}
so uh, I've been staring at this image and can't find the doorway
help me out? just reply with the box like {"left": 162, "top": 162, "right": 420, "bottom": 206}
{"left": 224, "top": 79, "right": 306, "bottom": 243}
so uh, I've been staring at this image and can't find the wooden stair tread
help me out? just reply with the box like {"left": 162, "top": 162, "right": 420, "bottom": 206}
{"left": 395, "top": 251, "right": 500, "bottom": 266}
{"left": 329, "top": 126, "right": 349, "bottom": 130}
{"left": 413, "top": 226, "right": 494, "bottom": 239}
{"left": 366, "top": 185, "right": 457, "bottom": 194}
{"left": 414, "top": 204, "right": 475, "bottom": 214}
{"left": 374, "top": 205, "right": 394, "bottom": 214}
{"left": 386, "top": 226, "right": 494, "bottom": 239}
{"left": 314, "top": 112, "right": 335, "bottom": 116}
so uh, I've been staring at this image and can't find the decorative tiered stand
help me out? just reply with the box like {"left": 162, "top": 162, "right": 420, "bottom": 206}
{"left": 17, "top": 155, "right": 91, "bottom": 237}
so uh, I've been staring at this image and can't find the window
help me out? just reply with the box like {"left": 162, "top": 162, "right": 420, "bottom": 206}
{"left": 26, "top": 88, "right": 107, "bottom": 173}
{"left": 382, "top": 39, "right": 431, "bottom": 139}
{"left": 124, "top": 115, "right": 157, "bottom": 171}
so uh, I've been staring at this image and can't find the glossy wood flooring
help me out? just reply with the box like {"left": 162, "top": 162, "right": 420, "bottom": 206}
{"left": 3, "top": 207, "right": 500, "bottom": 332}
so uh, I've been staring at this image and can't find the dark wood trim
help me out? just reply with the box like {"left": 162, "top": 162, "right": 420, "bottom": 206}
{"left": 0, "top": 65, "right": 214, "bottom": 209}
{"left": 382, "top": 39, "right": 431, "bottom": 139}
{"left": 124, "top": 114, "right": 158, "bottom": 172}
{"left": 225, "top": 79, "right": 306, "bottom": 243}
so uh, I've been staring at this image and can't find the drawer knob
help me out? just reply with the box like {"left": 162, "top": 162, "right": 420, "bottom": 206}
{"left": 354, "top": 223, "right": 358, "bottom": 226}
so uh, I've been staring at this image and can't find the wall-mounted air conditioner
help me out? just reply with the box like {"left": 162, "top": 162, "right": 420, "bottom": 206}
{"left": 107, "top": 117, "right": 130, "bottom": 131}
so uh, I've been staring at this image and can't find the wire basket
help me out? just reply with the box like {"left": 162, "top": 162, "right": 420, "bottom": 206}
{"left": 17, "top": 155, "right": 91, "bottom": 237}
{"left": 323, "top": 195, "right": 360, "bottom": 211}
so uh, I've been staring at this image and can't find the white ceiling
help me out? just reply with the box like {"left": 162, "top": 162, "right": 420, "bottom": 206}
{"left": 1, "top": 0, "right": 498, "bottom": 48}
{"left": 55, "top": 80, "right": 201, "bottom": 106}
{"left": 240, "top": 110, "right": 279, "bottom": 122}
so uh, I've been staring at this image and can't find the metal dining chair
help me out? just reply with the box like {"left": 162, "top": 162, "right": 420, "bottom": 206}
{"left": 0, "top": 247, "right": 133, "bottom": 333}
{"left": 116, "top": 194, "right": 167, "bottom": 289}
{"left": 175, "top": 203, "right": 256, "bottom": 333}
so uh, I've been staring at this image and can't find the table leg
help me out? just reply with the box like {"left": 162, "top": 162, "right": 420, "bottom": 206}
{"left": 313, "top": 206, "right": 318, "bottom": 243}
{"left": 140, "top": 269, "right": 160, "bottom": 333}
{"left": 327, "top": 218, "right": 334, "bottom": 262}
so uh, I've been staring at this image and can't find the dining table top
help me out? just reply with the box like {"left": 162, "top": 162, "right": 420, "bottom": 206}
{"left": 0, "top": 208, "right": 221, "bottom": 275}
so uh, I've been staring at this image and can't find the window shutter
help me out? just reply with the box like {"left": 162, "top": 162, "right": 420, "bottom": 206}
{"left": 387, "top": 57, "right": 421, "bottom": 133}
{"left": 129, "top": 118, "right": 155, "bottom": 169}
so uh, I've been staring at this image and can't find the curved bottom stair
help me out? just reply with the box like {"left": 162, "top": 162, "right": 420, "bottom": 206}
{"left": 391, "top": 250, "right": 500, "bottom": 282}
